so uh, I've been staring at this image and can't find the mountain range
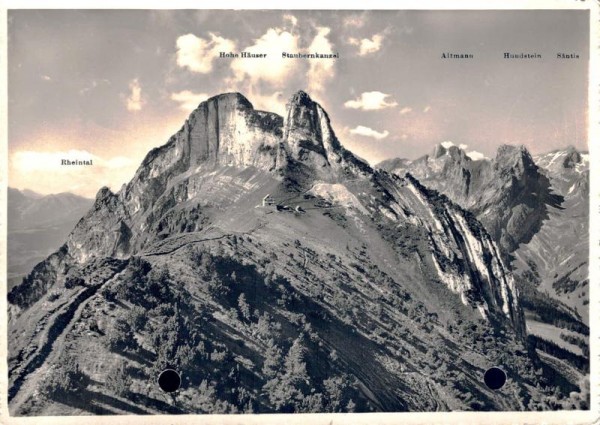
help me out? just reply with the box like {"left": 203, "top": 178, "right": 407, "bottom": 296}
{"left": 378, "top": 142, "right": 589, "bottom": 370}
{"left": 7, "top": 188, "right": 93, "bottom": 290}
{"left": 7, "top": 92, "right": 589, "bottom": 415}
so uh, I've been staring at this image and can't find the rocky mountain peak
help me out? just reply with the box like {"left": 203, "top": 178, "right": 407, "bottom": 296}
{"left": 283, "top": 91, "right": 341, "bottom": 158}
{"left": 126, "top": 90, "right": 362, "bottom": 202}
{"left": 7, "top": 90, "right": 538, "bottom": 414}
{"left": 118, "top": 92, "right": 285, "bottom": 215}
{"left": 179, "top": 92, "right": 255, "bottom": 119}
{"left": 561, "top": 146, "right": 582, "bottom": 168}
{"left": 214, "top": 91, "right": 254, "bottom": 109}
{"left": 284, "top": 90, "right": 326, "bottom": 151}
{"left": 280, "top": 91, "right": 365, "bottom": 184}
{"left": 379, "top": 142, "right": 564, "bottom": 255}
{"left": 288, "top": 90, "right": 313, "bottom": 107}
{"left": 494, "top": 144, "right": 536, "bottom": 173}
{"left": 431, "top": 144, "right": 445, "bottom": 159}
{"left": 533, "top": 147, "right": 588, "bottom": 175}
{"left": 431, "top": 143, "right": 469, "bottom": 162}
{"left": 95, "top": 186, "right": 114, "bottom": 202}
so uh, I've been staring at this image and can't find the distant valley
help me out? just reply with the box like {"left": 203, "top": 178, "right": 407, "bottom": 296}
{"left": 7, "top": 188, "right": 93, "bottom": 290}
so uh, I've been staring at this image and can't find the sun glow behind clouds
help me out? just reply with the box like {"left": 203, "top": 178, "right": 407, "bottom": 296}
{"left": 10, "top": 150, "right": 135, "bottom": 198}
{"left": 176, "top": 33, "right": 236, "bottom": 73}
{"left": 230, "top": 27, "right": 300, "bottom": 85}
{"left": 8, "top": 10, "right": 589, "bottom": 198}
{"left": 9, "top": 110, "right": 190, "bottom": 197}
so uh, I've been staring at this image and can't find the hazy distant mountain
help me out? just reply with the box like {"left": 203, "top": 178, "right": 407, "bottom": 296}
{"left": 7, "top": 92, "right": 588, "bottom": 415}
{"left": 7, "top": 188, "right": 93, "bottom": 289}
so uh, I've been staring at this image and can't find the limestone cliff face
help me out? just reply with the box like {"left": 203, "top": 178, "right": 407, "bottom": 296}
{"left": 122, "top": 93, "right": 283, "bottom": 214}
{"left": 369, "top": 173, "right": 524, "bottom": 335}
{"left": 283, "top": 91, "right": 333, "bottom": 167}
{"left": 379, "top": 143, "right": 561, "bottom": 254}
{"left": 402, "top": 176, "right": 524, "bottom": 335}
{"left": 9, "top": 91, "right": 525, "bottom": 337}
{"left": 512, "top": 148, "right": 590, "bottom": 319}
{"left": 8, "top": 91, "right": 541, "bottom": 414}
{"left": 279, "top": 91, "right": 371, "bottom": 184}
{"left": 473, "top": 145, "right": 559, "bottom": 253}
{"left": 66, "top": 91, "right": 372, "bottom": 262}
{"left": 67, "top": 93, "right": 283, "bottom": 262}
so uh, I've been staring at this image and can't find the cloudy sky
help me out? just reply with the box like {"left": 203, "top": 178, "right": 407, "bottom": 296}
{"left": 8, "top": 10, "right": 589, "bottom": 197}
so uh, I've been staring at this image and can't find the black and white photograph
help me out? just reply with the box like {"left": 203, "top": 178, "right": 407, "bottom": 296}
{"left": 1, "top": 4, "right": 597, "bottom": 423}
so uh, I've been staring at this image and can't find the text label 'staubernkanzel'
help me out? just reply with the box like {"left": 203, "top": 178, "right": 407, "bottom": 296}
{"left": 219, "top": 52, "right": 340, "bottom": 59}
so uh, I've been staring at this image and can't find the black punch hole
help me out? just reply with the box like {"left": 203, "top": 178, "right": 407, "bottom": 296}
{"left": 484, "top": 366, "right": 506, "bottom": 390}
{"left": 158, "top": 369, "right": 181, "bottom": 393}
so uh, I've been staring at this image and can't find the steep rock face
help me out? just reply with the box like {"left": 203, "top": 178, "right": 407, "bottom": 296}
{"left": 67, "top": 188, "right": 131, "bottom": 262}
{"left": 379, "top": 143, "right": 590, "bottom": 360}
{"left": 512, "top": 148, "right": 589, "bottom": 319}
{"left": 474, "top": 145, "right": 561, "bottom": 253}
{"left": 121, "top": 92, "right": 283, "bottom": 214}
{"left": 8, "top": 91, "right": 542, "bottom": 415}
{"left": 63, "top": 92, "right": 372, "bottom": 263}
{"left": 65, "top": 93, "right": 282, "bottom": 262}
{"left": 399, "top": 175, "right": 524, "bottom": 335}
{"left": 283, "top": 91, "right": 333, "bottom": 167}
{"left": 279, "top": 91, "right": 371, "bottom": 185}
{"left": 379, "top": 143, "right": 561, "bottom": 254}
{"left": 11, "top": 92, "right": 523, "bottom": 333}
